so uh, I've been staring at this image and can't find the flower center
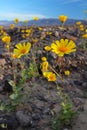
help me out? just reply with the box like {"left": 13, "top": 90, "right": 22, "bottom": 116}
{"left": 5, "top": 38, "right": 9, "bottom": 42}
{"left": 49, "top": 75, "right": 55, "bottom": 81}
{"left": 21, "top": 49, "right": 27, "bottom": 54}
{"left": 50, "top": 76, "right": 54, "bottom": 80}
{"left": 59, "top": 47, "right": 67, "bottom": 52}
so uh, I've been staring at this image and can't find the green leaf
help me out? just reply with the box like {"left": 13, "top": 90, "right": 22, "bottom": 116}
{"left": 1, "top": 123, "right": 7, "bottom": 128}
{"left": 0, "top": 105, "right": 5, "bottom": 111}
{"left": 9, "top": 80, "right": 16, "bottom": 88}
{"left": 9, "top": 93, "right": 18, "bottom": 100}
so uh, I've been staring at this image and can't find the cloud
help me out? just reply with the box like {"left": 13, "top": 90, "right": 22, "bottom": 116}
{"left": 62, "top": 0, "right": 82, "bottom": 4}
{"left": 0, "top": 13, "right": 47, "bottom": 20}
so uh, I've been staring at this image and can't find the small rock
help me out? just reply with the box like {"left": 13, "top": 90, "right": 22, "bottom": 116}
{"left": 74, "top": 80, "right": 82, "bottom": 86}
{"left": 57, "top": 79, "right": 69, "bottom": 87}
{"left": 0, "top": 59, "right": 6, "bottom": 66}
{"left": 0, "top": 114, "right": 19, "bottom": 130}
{"left": 75, "top": 88, "right": 84, "bottom": 97}
{"left": 43, "top": 108, "right": 50, "bottom": 115}
{"left": 32, "top": 113, "right": 41, "bottom": 120}
{"left": 16, "top": 111, "right": 32, "bottom": 127}
{"left": 63, "top": 128, "right": 69, "bottom": 130}
{"left": 55, "top": 31, "right": 59, "bottom": 37}
{"left": 52, "top": 104, "right": 61, "bottom": 114}
{"left": 73, "top": 97, "right": 84, "bottom": 111}
{"left": 82, "top": 82, "right": 87, "bottom": 90}
{"left": 37, "top": 95, "right": 48, "bottom": 102}
{"left": 0, "top": 87, "right": 3, "bottom": 93}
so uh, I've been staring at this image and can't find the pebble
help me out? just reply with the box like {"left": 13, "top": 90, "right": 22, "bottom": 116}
{"left": 32, "top": 113, "right": 41, "bottom": 120}
{"left": 16, "top": 111, "right": 32, "bottom": 127}
{"left": 0, "top": 114, "right": 19, "bottom": 130}
{"left": 63, "top": 128, "right": 69, "bottom": 130}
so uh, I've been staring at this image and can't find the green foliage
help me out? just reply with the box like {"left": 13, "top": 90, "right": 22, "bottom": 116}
{"left": 0, "top": 123, "right": 7, "bottom": 129}
{"left": 60, "top": 102, "right": 77, "bottom": 124}
{"left": 19, "top": 68, "right": 27, "bottom": 85}
{"left": 0, "top": 79, "right": 30, "bottom": 112}
{"left": 81, "top": 39, "right": 87, "bottom": 51}
{"left": 0, "top": 80, "right": 24, "bottom": 112}
{"left": 27, "top": 62, "right": 39, "bottom": 78}
{"left": 52, "top": 102, "right": 78, "bottom": 130}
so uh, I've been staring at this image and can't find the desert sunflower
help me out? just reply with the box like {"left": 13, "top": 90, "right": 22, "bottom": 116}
{"left": 2, "top": 35, "right": 11, "bottom": 44}
{"left": 51, "top": 39, "right": 76, "bottom": 56}
{"left": 14, "top": 18, "right": 19, "bottom": 23}
{"left": 10, "top": 24, "right": 15, "bottom": 29}
{"left": 13, "top": 42, "right": 31, "bottom": 58}
{"left": 82, "top": 34, "right": 87, "bottom": 38}
{"left": 33, "top": 16, "right": 39, "bottom": 21}
{"left": 59, "top": 15, "right": 68, "bottom": 23}
{"left": 41, "top": 61, "right": 49, "bottom": 72}
{"left": 43, "top": 71, "right": 56, "bottom": 81}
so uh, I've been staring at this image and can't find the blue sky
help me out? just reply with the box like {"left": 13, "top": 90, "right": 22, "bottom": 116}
{"left": 0, "top": 0, "right": 87, "bottom": 20}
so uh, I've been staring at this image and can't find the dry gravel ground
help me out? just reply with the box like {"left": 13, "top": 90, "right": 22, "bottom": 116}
{"left": 72, "top": 99, "right": 87, "bottom": 130}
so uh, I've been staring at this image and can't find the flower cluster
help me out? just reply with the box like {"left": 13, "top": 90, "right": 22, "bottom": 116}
{"left": 2, "top": 35, "right": 11, "bottom": 44}
{"left": 43, "top": 71, "right": 56, "bottom": 81}
{"left": 41, "top": 57, "right": 57, "bottom": 81}
{"left": 21, "top": 28, "right": 32, "bottom": 38}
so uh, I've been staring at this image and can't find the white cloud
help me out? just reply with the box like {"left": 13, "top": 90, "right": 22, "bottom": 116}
{"left": 0, "top": 13, "right": 47, "bottom": 20}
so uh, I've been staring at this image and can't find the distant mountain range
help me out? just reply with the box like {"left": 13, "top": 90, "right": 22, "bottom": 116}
{"left": 0, "top": 18, "right": 87, "bottom": 26}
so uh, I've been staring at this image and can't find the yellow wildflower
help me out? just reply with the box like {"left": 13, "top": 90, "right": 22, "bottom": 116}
{"left": 10, "top": 24, "right": 15, "bottom": 29}
{"left": 14, "top": 18, "right": 19, "bottom": 23}
{"left": 5, "top": 44, "right": 10, "bottom": 49}
{"left": 3, "top": 31, "right": 7, "bottom": 36}
{"left": 0, "top": 26, "right": 3, "bottom": 29}
{"left": 46, "top": 32, "right": 52, "bottom": 35}
{"left": 41, "top": 61, "right": 48, "bottom": 72}
{"left": 26, "top": 29, "right": 31, "bottom": 33}
{"left": 85, "top": 29, "right": 87, "bottom": 33}
{"left": 59, "top": 15, "right": 68, "bottom": 23}
{"left": 44, "top": 46, "right": 51, "bottom": 51}
{"left": 82, "top": 34, "right": 87, "bottom": 38}
{"left": 41, "top": 57, "right": 47, "bottom": 61}
{"left": 43, "top": 71, "right": 56, "bottom": 81}
{"left": 32, "top": 38, "right": 38, "bottom": 44}
{"left": 25, "top": 33, "right": 30, "bottom": 37}
{"left": 21, "top": 30, "right": 25, "bottom": 33}
{"left": 80, "top": 24, "right": 84, "bottom": 28}
{"left": 2, "top": 35, "right": 11, "bottom": 44}
{"left": 64, "top": 70, "right": 70, "bottom": 76}
{"left": 51, "top": 39, "right": 76, "bottom": 57}
{"left": 76, "top": 21, "right": 82, "bottom": 25}
{"left": 23, "top": 20, "right": 28, "bottom": 23}
{"left": 12, "top": 54, "right": 18, "bottom": 59}
{"left": 22, "top": 35, "right": 26, "bottom": 38}
{"left": 80, "top": 27, "right": 84, "bottom": 31}
{"left": 38, "top": 27, "right": 42, "bottom": 30}
{"left": 33, "top": 16, "right": 39, "bottom": 21}
{"left": 1, "top": 30, "right": 4, "bottom": 33}
{"left": 13, "top": 42, "right": 31, "bottom": 58}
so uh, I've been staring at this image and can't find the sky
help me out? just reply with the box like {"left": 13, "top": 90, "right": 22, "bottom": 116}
{"left": 0, "top": 0, "right": 87, "bottom": 21}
